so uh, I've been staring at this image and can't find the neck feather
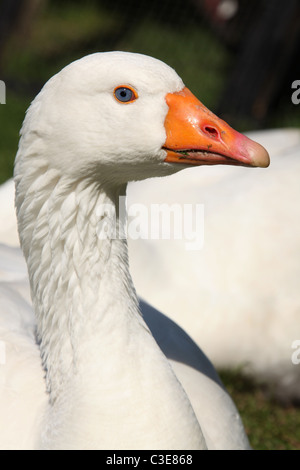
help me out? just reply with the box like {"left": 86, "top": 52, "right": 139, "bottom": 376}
{"left": 15, "top": 164, "right": 204, "bottom": 449}
{"left": 15, "top": 166, "right": 136, "bottom": 397}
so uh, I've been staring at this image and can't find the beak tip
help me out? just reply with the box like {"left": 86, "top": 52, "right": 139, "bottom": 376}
{"left": 250, "top": 143, "right": 270, "bottom": 168}
{"left": 243, "top": 137, "right": 270, "bottom": 168}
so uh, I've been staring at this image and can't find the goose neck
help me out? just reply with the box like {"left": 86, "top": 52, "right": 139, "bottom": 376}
{"left": 15, "top": 171, "right": 204, "bottom": 449}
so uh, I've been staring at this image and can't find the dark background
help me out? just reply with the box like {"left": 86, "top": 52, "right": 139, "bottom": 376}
{"left": 1, "top": 0, "right": 300, "bottom": 126}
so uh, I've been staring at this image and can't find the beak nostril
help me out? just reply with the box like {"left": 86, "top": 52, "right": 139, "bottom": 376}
{"left": 203, "top": 125, "right": 220, "bottom": 140}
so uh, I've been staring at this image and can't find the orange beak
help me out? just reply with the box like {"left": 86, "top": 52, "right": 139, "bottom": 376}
{"left": 163, "top": 87, "right": 270, "bottom": 168}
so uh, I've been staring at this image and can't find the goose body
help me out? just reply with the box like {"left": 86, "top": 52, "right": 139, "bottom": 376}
{"left": 0, "top": 51, "right": 269, "bottom": 449}
{"left": 128, "top": 128, "right": 300, "bottom": 401}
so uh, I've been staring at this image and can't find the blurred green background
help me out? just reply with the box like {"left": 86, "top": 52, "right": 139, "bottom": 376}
{"left": 0, "top": 0, "right": 299, "bottom": 449}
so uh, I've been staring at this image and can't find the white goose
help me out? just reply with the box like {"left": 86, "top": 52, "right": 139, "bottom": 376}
{"left": 0, "top": 51, "right": 269, "bottom": 450}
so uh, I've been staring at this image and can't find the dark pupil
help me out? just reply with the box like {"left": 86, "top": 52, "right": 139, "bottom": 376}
{"left": 117, "top": 88, "right": 132, "bottom": 102}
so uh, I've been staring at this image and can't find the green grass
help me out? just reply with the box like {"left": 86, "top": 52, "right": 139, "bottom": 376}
{"left": 220, "top": 370, "right": 300, "bottom": 450}
{"left": 0, "top": 1, "right": 299, "bottom": 450}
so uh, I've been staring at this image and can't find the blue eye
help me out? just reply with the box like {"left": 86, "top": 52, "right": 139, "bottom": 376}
{"left": 114, "top": 86, "right": 137, "bottom": 103}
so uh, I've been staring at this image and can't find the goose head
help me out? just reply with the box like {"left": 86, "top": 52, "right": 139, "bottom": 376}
{"left": 16, "top": 51, "right": 269, "bottom": 190}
